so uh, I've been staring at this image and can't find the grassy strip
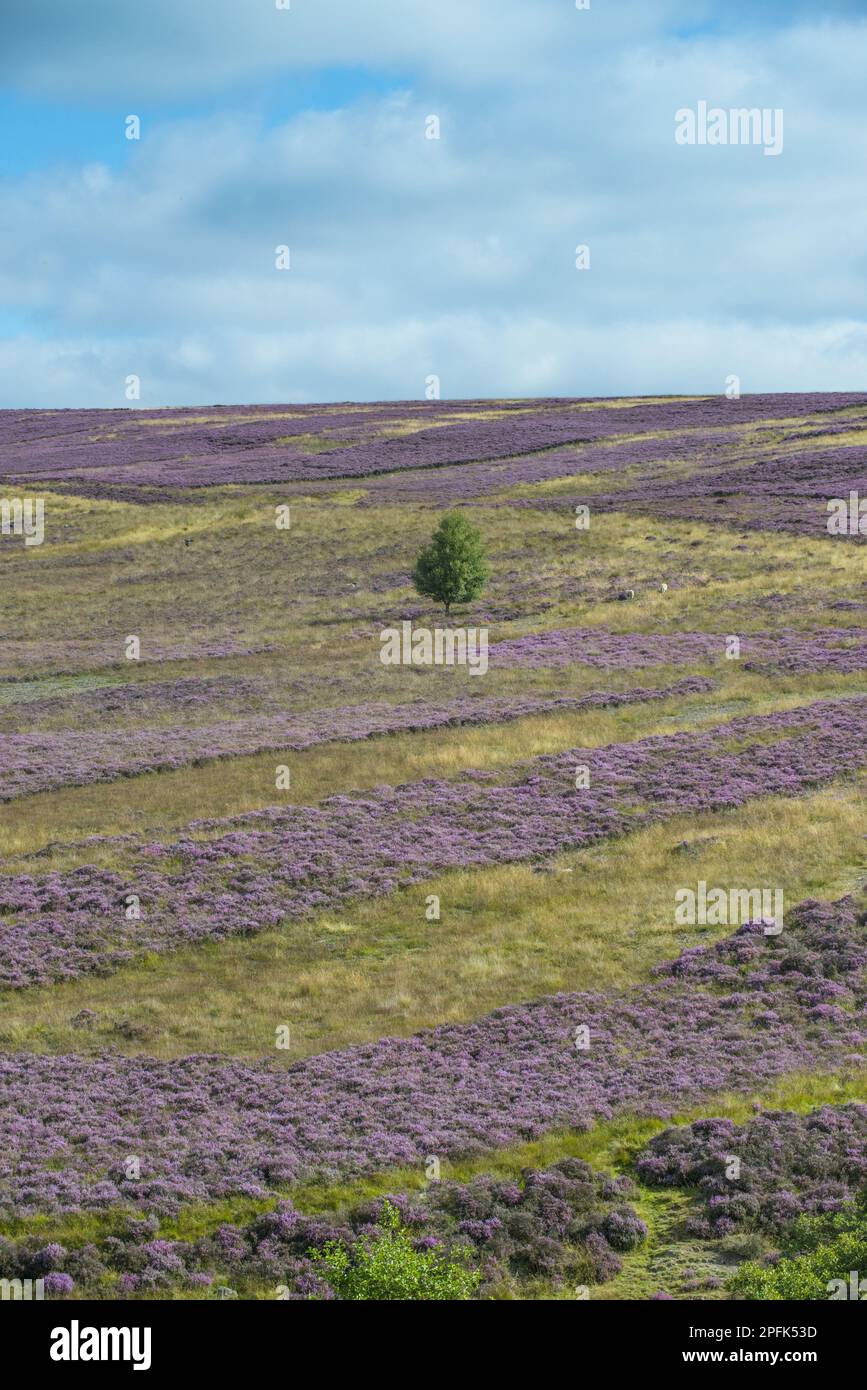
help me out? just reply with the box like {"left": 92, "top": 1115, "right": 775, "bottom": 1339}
{"left": 3, "top": 669, "right": 866, "bottom": 867}
{"left": 5, "top": 495, "right": 865, "bottom": 673}
{"left": 3, "top": 775, "right": 863, "bottom": 1059}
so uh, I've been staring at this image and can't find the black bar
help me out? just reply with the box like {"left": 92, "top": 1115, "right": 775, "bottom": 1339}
{"left": 8, "top": 1295, "right": 860, "bottom": 1376}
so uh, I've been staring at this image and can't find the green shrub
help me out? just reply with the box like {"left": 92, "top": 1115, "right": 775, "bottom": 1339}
{"left": 310, "top": 1202, "right": 482, "bottom": 1301}
{"left": 782, "top": 1205, "right": 866, "bottom": 1255}
{"left": 730, "top": 1220, "right": 867, "bottom": 1301}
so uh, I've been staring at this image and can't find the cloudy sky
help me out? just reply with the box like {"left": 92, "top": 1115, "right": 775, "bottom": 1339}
{"left": 1, "top": 0, "right": 866, "bottom": 406}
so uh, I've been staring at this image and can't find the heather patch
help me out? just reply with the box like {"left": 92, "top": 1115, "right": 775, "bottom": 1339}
{"left": 0, "top": 677, "right": 711, "bottom": 803}
{"left": 0, "top": 1158, "right": 645, "bottom": 1298}
{"left": 5, "top": 395, "right": 862, "bottom": 493}
{"left": 0, "top": 897, "right": 863, "bottom": 1217}
{"left": 637, "top": 1104, "right": 867, "bottom": 1238}
{"left": 3, "top": 689, "right": 861, "bottom": 984}
{"left": 0, "top": 674, "right": 262, "bottom": 721}
{"left": 493, "top": 626, "right": 867, "bottom": 673}
{"left": 5, "top": 392, "right": 867, "bottom": 1308}
{"left": 519, "top": 439, "right": 867, "bottom": 543}
{"left": 0, "top": 637, "right": 274, "bottom": 682}
{"left": 2, "top": 777, "right": 862, "bottom": 1062}
{"left": 1, "top": 694, "right": 864, "bottom": 988}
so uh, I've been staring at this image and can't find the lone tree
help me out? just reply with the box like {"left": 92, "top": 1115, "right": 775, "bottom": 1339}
{"left": 413, "top": 511, "right": 488, "bottom": 615}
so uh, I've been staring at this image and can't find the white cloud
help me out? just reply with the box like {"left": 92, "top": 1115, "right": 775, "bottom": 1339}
{"left": 5, "top": 314, "right": 867, "bottom": 409}
{"left": 0, "top": 1, "right": 699, "bottom": 101}
{"left": 1, "top": 4, "right": 866, "bottom": 404}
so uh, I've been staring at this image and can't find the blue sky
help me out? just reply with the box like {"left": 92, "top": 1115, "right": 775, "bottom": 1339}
{"left": 1, "top": 0, "right": 866, "bottom": 406}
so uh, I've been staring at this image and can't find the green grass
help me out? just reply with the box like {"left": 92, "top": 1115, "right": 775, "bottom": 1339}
{"left": 5, "top": 485, "right": 866, "bottom": 676}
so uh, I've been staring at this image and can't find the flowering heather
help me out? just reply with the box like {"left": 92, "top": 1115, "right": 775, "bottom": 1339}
{"left": 637, "top": 1104, "right": 867, "bottom": 1238}
{"left": 0, "top": 637, "right": 273, "bottom": 681}
{"left": 492, "top": 626, "right": 867, "bottom": 673}
{"left": 522, "top": 439, "right": 867, "bottom": 542}
{"left": 1, "top": 694, "right": 864, "bottom": 987}
{"left": 0, "top": 898, "right": 863, "bottom": 1217}
{"left": 311, "top": 396, "right": 835, "bottom": 485}
{"left": 360, "top": 425, "right": 747, "bottom": 505}
{"left": 5, "top": 392, "right": 867, "bottom": 1306}
{"left": 0, "top": 677, "right": 711, "bottom": 802}
{"left": 3, "top": 674, "right": 262, "bottom": 721}
{"left": 742, "top": 629, "right": 867, "bottom": 675}
{"left": 0, "top": 1159, "right": 643, "bottom": 1297}
{"left": 0, "top": 404, "right": 408, "bottom": 488}
{"left": 1, "top": 393, "right": 864, "bottom": 491}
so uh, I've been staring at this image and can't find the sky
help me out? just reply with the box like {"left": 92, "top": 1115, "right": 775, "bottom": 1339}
{"left": 1, "top": 0, "right": 866, "bottom": 407}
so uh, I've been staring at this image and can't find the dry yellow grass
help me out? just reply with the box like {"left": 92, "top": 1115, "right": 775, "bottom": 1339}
{"left": 3, "top": 668, "right": 862, "bottom": 866}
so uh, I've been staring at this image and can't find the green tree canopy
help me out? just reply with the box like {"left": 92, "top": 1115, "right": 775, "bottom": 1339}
{"left": 413, "top": 511, "right": 488, "bottom": 614}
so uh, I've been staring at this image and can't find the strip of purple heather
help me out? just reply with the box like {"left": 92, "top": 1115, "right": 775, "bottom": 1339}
{"left": 492, "top": 627, "right": 867, "bottom": 672}
{"left": 0, "top": 898, "right": 862, "bottom": 1217}
{"left": 0, "top": 677, "right": 713, "bottom": 802}
{"left": 359, "top": 427, "right": 743, "bottom": 505}
{"left": 517, "top": 442, "right": 867, "bottom": 542}
{"left": 0, "top": 637, "right": 275, "bottom": 682}
{"left": 360, "top": 430, "right": 736, "bottom": 503}
{"left": 3, "top": 394, "right": 864, "bottom": 489}
{"left": 0, "top": 695, "right": 864, "bottom": 989}
{"left": 1, "top": 674, "right": 263, "bottom": 721}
